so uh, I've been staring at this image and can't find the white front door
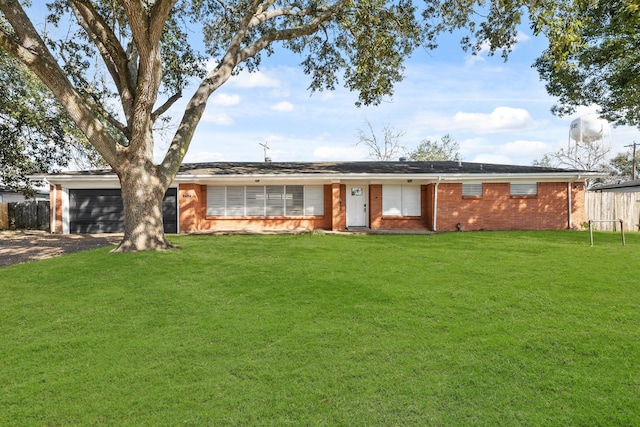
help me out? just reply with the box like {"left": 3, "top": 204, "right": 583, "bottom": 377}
{"left": 346, "top": 184, "right": 368, "bottom": 227}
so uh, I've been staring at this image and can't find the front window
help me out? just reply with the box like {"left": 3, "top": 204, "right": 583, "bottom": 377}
{"left": 382, "top": 185, "right": 421, "bottom": 216}
{"left": 206, "top": 185, "right": 322, "bottom": 217}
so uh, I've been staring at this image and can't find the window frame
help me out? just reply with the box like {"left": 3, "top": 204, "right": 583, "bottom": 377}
{"left": 510, "top": 182, "right": 538, "bottom": 197}
{"left": 206, "top": 184, "right": 323, "bottom": 218}
{"left": 382, "top": 184, "right": 421, "bottom": 217}
{"left": 462, "top": 183, "right": 483, "bottom": 198}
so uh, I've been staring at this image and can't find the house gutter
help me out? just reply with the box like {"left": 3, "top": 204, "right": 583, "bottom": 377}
{"left": 174, "top": 172, "right": 602, "bottom": 183}
{"left": 51, "top": 181, "right": 56, "bottom": 233}
{"left": 433, "top": 177, "right": 442, "bottom": 232}
{"left": 567, "top": 181, "right": 572, "bottom": 229}
{"left": 33, "top": 170, "right": 606, "bottom": 185}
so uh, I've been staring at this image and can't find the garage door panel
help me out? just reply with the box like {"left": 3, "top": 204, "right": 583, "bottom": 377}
{"left": 69, "top": 189, "right": 177, "bottom": 234}
{"left": 162, "top": 189, "right": 177, "bottom": 233}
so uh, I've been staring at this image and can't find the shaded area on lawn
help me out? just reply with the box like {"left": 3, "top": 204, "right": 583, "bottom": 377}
{"left": 0, "top": 231, "right": 121, "bottom": 267}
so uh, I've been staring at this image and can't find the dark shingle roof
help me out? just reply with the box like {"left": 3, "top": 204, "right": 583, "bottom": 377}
{"left": 43, "top": 161, "right": 587, "bottom": 177}
{"left": 176, "top": 161, "right": 583, "bottom": 176}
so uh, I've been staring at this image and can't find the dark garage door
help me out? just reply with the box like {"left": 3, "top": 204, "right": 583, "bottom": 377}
{"left": 69, "top": 188, "right": 177, "bottom": 234}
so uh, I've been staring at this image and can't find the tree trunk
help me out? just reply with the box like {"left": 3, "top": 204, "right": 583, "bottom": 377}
{"left": 112, "top": 163, "right": 176, "bottom": 253}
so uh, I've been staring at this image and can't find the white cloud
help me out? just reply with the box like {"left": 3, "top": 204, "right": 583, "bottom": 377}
{"left": 313, "top": 145, "right": 368, "bottom": 161}
{"left": 202, "top": 111, "right": 234, "bottom": 125}
{"left": 464, "top": 40, "right": 491, "bottom": 66}
{"left": 268, "top": 88, "right": 291, "bottom": 98}
{"left": 184, "top": 151, "right": 225, "bottom": 163}
{"left": 501, "top": 140, "right": 553, "bottom": 157}
{"left": 516, "top": 31, "right": 531, "bottom": 43}
{"left": 465, "top": 31, "right": 532, "bottom": 66}
{"left": 229, "top": 70, "right": 281, "bottom": 88}
{"left": 320, "top": 92, "right": 335, "bottom": 101}
{"left": 453, "top": 107, "right": 536, "bottom": 134}
{"left": 270, "top": 101, "right": 294, "bottom": 112}
{"left": 470, "top": 153, "right": 512, "bottom": 164}
{"left": 459, "top": 137, "right": 552, "bottom": 166}
{"left": 211, "top": 93, "right": 241, "bottom": 106}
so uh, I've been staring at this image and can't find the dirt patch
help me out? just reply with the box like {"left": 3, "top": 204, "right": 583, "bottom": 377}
{"left": 0, "top": 231, "right": 122, "bottom": 268}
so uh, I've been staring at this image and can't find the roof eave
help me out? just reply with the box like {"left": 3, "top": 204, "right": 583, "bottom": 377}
{"left": 174, "top": 171, "right": 602, "bottom": 182}
{"left": 33, "top": 170, "right": 606, "bottom": 185}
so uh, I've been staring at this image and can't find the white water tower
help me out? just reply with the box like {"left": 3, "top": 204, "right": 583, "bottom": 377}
{"left": 565, "top": 113, "right": 612, "bottom": 171}
{"left": 569, "top": 114, "right": 611, "bottom": 147}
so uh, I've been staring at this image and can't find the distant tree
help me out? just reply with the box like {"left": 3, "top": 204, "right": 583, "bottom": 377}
{"left": 532, "top": 153, "right": 557, "bottom": 168}
{"left": 536, "top": 139, "right": 611, "bottom": 172}
{"left": 0, "top": 51, "right": 104, "bottom": 196}
{"left": 534, "top": 140, "right": 612, "bottom": 187}
{"left": 356, "top": 120, "right": 406, "bottom": 161}
{"left": 609, "top": 150, "right": 640, "bottom": 181}
{"left": 408, "top": 134, "right": 460, "bottom": 161}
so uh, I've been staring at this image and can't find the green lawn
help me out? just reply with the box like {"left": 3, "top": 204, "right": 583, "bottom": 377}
{"left": 1, "top": 231, "right": 639, "bottom": 426}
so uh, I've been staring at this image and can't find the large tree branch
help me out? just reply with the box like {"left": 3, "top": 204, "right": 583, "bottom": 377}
{"left": 0, "top": 0, "right": 119, "bottom": 166}
{"left": 158, "top": 0, "right": 343, "bottom": 182}
{"left": 121, "top": 0, "right": 176, "bottom": 57}
{"left": 159, "top": 0, "right": 345, "bottom": 181}
{"left": 255, "top": 0, "right": 277, "bottom": 16}
{"left": 151, "top": 91, "right": 182, "bottom": 121}
{"left": 118, "top": 0, "right": 178, "bottom": 157}
{"left": 158, "top": 0, "right": 265, "bottom": 180}
{"left": 149, "top": 0, "right": 178, "bottom": 44}
{"left": 240, "top": 2, "right": 346, "bottom": 62}
{"left": 69, "top": 0, "right": 136, "bottom": 121}
{"left": 249, "top": 6, "right": 307, "bottom": 27}
{"left": 158, "top": 67, "right": 232, "bottom": 184}
{"left": 84, "top": 97, "right": 130, "bottom": 138}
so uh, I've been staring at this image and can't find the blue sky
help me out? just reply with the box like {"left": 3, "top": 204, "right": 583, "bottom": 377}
{"left": 160, "top": 27, "right": 640, "bottom": 166}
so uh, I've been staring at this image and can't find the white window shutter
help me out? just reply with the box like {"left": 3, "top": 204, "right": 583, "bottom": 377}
{"left": 511, "top": 183, "right": 537, "bottom": 196}
{"left": 383, "top": 185, "right": 402, "bottom": 216}
{"left": 304, "top": 186, "right": 324, "bottom": 216}
{"left": 462, "top": 183, "right": 483, "bottom": 197}
{"left": 401, "top": 186, "right": 421, "bottom": 216}
{"left": 226, "top": 186, "right": 245, "bottom": 216}
{"left": 207, "top": 186, "right": 226, "bottom": 216}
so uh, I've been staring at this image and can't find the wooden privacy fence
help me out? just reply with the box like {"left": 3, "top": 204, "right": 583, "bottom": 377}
{"left": 0, "top": 201, "right": 50, "bottom": 231}
{"left": 585, "top": 191, "right": 640, "bottom": 232}
{"left": 0, "top": 203, "right": 8, "bottom": 229}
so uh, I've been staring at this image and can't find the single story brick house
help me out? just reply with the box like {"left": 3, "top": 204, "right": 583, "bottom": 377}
{"left": 39, "top": 161, "right": 602, "bottom": 234}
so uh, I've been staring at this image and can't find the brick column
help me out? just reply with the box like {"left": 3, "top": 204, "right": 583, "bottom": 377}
{"left": 179, "top": 184, "right": 202, "bottom": 233}
{"left": 331, "top": 183, "right": 346, "bottom": 231}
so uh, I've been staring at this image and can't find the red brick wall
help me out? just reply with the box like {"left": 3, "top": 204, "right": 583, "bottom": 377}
{"left": 369, "top": 184, "right": 383, "bottom": 229}
{"left": 436, "top": 182, "right": 580, "bottom": 231}
{"left": 180, "top": 184, "right": 333, "bottom": 233}
{"left": 424, "top": 184, "right": 435, "bottom": 230}
{"left": 570, "top": 182, "right": 586, "bottom": 227}
{"left": 50, "top": 184, "right": 63, "bottom": 233}
{"left": 178, "top": 184, "right": 203, "bottom": 232}
{"left": 331, "top": 183, "right": 346, "bottom": 231}
{"left": 176, "top": 181, "right": 584, "bottom": 233}
{"left": 369, "top": 184, "right": 430, "bottom": 231}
